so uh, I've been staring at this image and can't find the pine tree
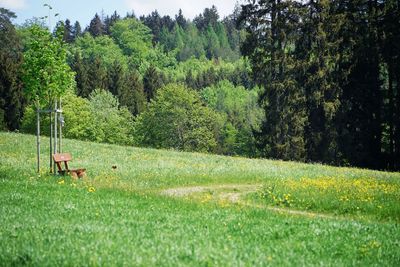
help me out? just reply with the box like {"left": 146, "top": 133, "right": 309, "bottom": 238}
{"left": 185, "top": 69, "right": 196, "bottom": 89}
{"left": 124, "top": 70, "right": 146, "bottom": 115}
{"left": 104, "top": 11, "right": 120, "bottom": 35}
{"left": 141, "top": 10, "right": 162, "bottom": 43}
{"left": 0, "top": 8, "right": 24, "bottom": 130}
{"left": 63, "top": 19, "right": 73, "bottom": 43}
{"left": 297, "top": 0, "right": 342, "bottom": 163}
{"left": 73, "top": 21, "right": 82, "bottom": 40}
{"left": 88, "top": 13, "right": 104, "bottom": 37}
{"left": 143, "top": 65, "right": 165, "bottom": 101}
{"left": 71, "top": 52, "right": 89, "bottom": 97}
{"left": 175, "top": 9, "right": 187, "bottom": 29}
{"left": 86, "top": 55, "right": 107, "bottom": 93}
{"left": 107, "top": 60, "right": 125, "bottom": 97}
{"left": 381, "top": 0, "right": 400, "bottom": 170}
{"left": 338, "top": 0, "right": 383, "bottom": 169}
{"left": 241, "top": 0, "right": 307, "bottom": 161}
{"left": 205, "top": 24, "right": 220, "bottom": 59}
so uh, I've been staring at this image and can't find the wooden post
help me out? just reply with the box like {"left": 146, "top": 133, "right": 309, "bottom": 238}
{"left": 59, "top": 98, "right": 62, "bottom": 153}
{"left": 49, "top": 103, "right": 53, "bottom": 173}
{"left": 54, "top": 100, "right": 57, "bottom": 174}
{"left": 36, "top": 108, "right": 40, "bottom": 173}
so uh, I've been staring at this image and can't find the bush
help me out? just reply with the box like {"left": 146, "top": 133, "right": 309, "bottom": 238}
{"left": 134, "top": 83, "right": 222, "bottom": 152}
{"left": 21, "top": 90, "right": 134, "bottom": 145}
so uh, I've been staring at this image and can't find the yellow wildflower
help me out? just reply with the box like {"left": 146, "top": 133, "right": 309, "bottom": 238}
{"left": 58, "top": 180, "right": 65, "bottom": 185}
{"left": 88, "top": 186, "right": 96, "bottom": 193}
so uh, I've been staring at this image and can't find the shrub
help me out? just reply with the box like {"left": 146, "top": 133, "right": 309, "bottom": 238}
{"left": 21, "top": 90, "right": 134, "bottom": 145}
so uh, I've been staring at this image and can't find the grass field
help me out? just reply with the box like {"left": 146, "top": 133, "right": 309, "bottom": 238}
{"left": 1, "top": 132, "right": 400, "bottom": 266}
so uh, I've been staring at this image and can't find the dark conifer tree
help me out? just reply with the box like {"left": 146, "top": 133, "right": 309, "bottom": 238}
{"left": 63, "top": 19, "right": 73, "bottom": 43}
{"left": 142, "top": 10, "right": 162, "bottom": 43}
{"left": 175, "top": 9, "right": 187, "bottom": 29}
{"left": 143, "top": 65, "right": 165, "bottom": 101}
{"left": 297, "top": 0, "right": 342, "bottom": 163}
{"left": 381, "top": 0, "right": 400, "bottom": 169}
{"left": 107, "top": 60, "right": 125, "bottom": 97}
{"left": 185, "top": 70, "right": 196, "bottom": 89}
{"left": 240, "top": 0, "right": 307, "bottom": 161}
{"left": 338, "top": 0, "right": 383, "bottom": 169}
{"left": 87, "top": 55, "right": 107, "bottom": 93}
{"left": 123, "top": 70, "right": 146, "bottom": 115}
{"left": 72, "top": 52, "right": 89, "bottom": 97}
{"left": 0, "top": 8, "right": 24, "bottom": 130}
{"left": 104, "top": 11, "right": 120, "bottom": 35}
{"left": 73, "top": 21, "right": 82, "bottom": 40}
{"left": 88, "top": 13, "right": 104, "bottom": 37}
{"left": 125, "top": 11, "right": 136, "bottom": 19}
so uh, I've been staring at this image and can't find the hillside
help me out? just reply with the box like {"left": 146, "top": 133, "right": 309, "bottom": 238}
{"left": 1, "top": 132, "right": 400, "bottom": 265}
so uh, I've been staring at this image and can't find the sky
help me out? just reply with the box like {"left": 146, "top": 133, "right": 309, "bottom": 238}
{"left": 0, "top": 0, "right": 242, "bottom": 28}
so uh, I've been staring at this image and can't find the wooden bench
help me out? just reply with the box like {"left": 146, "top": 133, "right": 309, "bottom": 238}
{"left": 53, "top": 153, "right": 86, "bottom": 179}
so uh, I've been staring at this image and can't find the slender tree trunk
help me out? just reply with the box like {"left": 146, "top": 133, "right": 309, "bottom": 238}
{"left": 49, "top": 103, "right": 53, "bottom": 173}
{"left": 36, "top": 108, "right": 40, "bottom": 173}
{"left": 54, "top": 100, "right": 57, "bottom": 174}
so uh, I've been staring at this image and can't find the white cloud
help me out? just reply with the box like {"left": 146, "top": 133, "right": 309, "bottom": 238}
{"left": 124, "top": 0, "right": 240, "bottom": 19}
{"left": 0, "top": 0, "right": 27, "bottom": 10}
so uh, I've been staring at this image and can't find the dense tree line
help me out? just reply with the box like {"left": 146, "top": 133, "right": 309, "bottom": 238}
{"left": 240, "top": 0, "right": 400, "bottom": 170}
{"left": 1, "top": 3, "right": 399, "bottom": 170}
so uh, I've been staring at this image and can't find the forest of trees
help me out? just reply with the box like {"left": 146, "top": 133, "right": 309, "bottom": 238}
{"left": 0, "top": 1, "right": 399, "bottom": 171}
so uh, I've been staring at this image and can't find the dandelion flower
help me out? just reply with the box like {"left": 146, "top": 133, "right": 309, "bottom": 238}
{"left": 58, "top": 180, "right": 65, "bottom": 185}
{"left": 88, "top": 186, "right": 96, "bottom": 193}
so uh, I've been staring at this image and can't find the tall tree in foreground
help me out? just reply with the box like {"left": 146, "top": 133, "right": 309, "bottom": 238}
{"left": 381, "top": 0, "right": 400, "bottom": 169}
{"left": 337, "top": 0, "right": 383, "bottom": 169}
{"left": 297, "top": 0, "right": 343, "bottom": 163}
{"left": 240, "top": 0, "right": 307, "bottom": 161}
{"left": 22, "top": 23, "right": 74, "bottom": 111}
{"left": 0, "top": 8, "right": 23, "bottom": 130}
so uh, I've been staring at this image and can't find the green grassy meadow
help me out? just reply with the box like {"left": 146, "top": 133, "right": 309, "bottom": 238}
{"left": 1, "top": 132, "right": 400, "bottom": 266}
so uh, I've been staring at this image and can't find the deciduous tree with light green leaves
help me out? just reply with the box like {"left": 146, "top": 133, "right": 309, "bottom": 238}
{"left": 22, "top": 24, "right": 75, "bottom": 108}
{"left": 202, "top": 80, "right": 263, "bottom": 156}
{"left": 134, "top": 83, "right": 222, "bottom": 153}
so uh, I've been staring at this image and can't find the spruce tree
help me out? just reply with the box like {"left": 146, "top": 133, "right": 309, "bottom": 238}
{"left": 381, "top": 0, "right": 400, "bottom": 170}
{"left": 104, "top": 11, "right": 120, "bottom": 35}
{"left": 241, "top": 0, "right": 307, "bottom": 161}
{"left": 88, "top": 13, "right": 104, "bottom": 37}
{"left": 0, "top": 8, "right": 24, "bottom": 130}
{"left": 143, "top": 65, "right": 165, "bottom": 101}
{"left": 107, "top": 60, "right": 125, "bottom": 97}
{"left": 71, "top": 52, "right": 89, "bottom": 97}
{"left": 63, "top": 19, "right": 73, "bottom": 43}
{"left": 338, "top": 0, "right": 383, "bottom": 169}
{"left": 87, "top": 55, "right": 107, "bottom": 93}
{"left": 175, "top": 9, "right": 187, "bottom": 29}
{"left": 124, "top": 70, "right": 146, "bottom": 115}
{"left": 73, "top": 21, "right": 82, "bottom": 40}
{"left": 297, "top": 0, "right": 342, "bottom": 163}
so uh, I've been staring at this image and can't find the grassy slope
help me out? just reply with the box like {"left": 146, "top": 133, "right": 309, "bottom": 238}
{"left": 0, "top": 132, "right": 399, "bottom": 266}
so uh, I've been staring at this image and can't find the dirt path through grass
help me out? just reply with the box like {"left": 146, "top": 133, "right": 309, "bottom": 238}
{"left": 161, "top": 184, "right": 336, "bottom": 219}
